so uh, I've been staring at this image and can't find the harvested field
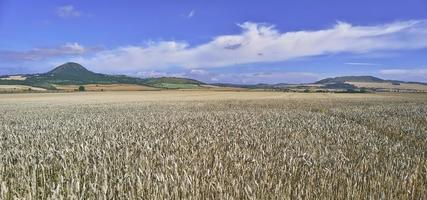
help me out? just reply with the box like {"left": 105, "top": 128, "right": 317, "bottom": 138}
{"left": 54, "top": 84, "right": 159, "bottom": 91}
{"left": 0, "top": 91, "right": 426, "bottom": 199}
{"left": 0, "top": 76, "right": 27, "bottom": 81}
{"left": 0, "top": 85, "right": 46, "bottom": 92}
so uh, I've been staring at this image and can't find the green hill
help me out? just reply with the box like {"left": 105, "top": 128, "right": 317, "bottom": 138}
{"left": 0, "top": 62, "right": 204, "bottom": 90}
{"left": 144, "top": 77, "right": 202, "bottom": 85}
{"left": 44, "top": 62, "right": 106, "bottom": 81}
{"left": 143, "top": 77, "right": 203, "bottom": 89}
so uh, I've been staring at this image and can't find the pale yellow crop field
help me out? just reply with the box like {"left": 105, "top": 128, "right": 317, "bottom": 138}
{"left": 53, "top": 84, "right": 159, "bottom": 92}
{"left": 347, "top": 81, "right": 427, "bottom": 91}
{"left": 0, "top": 91, "right": 426, "bottom": 199}
{"left": 0, "top": 90, "right": 415, "bottom": 104}
{"left": 0, "top": 75, "right": 27, "bottom": 81}
{"left": 0, "top": 85, "right": 46, "bottom": 92}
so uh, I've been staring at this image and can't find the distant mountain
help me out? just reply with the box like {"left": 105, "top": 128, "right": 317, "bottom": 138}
{"left": 315, "top": 76, "right": 385, "bottom": 84}
{"left": 316, "top": 75, "right": 427, "bottom": 85}
{"left": 0, "top": 62, "right": 205, "bottom": 90}
{"left": 44, "top": 62, "right": 105, "bottom": 81}
{"left": 314, "top": 75, "right": 427, "bottom": 91}
{"left": 214, "top": 75, "right": 427, "bottom": 92}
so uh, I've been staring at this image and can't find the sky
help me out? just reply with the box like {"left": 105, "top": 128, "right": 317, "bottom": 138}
{"left": 0, "top": 0, "right": 427, "bottom": 84}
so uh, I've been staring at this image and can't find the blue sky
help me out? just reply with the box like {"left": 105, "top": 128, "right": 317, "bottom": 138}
{"left": 1, "top": 0, "right": 427, "bottom": 83}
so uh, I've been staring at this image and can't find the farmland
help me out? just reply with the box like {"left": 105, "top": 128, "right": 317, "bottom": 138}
{"left": 0, "top": 91, "right": 426, "bottom": 199}
{"left": 346, "top": 81, "right": 427, "bottom": 92}
{"left": 53, "top": 84, "right": 159, "bottom": 92}
{"left": 0, "top": 85, "right": 47, "bottom": 92}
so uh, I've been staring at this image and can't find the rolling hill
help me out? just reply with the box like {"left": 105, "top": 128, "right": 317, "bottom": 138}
{"left": 0, "top": 62, "right": 205, "bottom": 90}
{"left": 314, "top": 76, "right": 427, "bottom": 92}
{"left": 315, "top": 76, "right": 385, "bottom": 84}
{"left": 213, "top": 76, "right": 427, "bottom": 92}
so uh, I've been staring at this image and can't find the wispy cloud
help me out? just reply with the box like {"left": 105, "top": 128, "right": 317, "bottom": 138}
{"left": 71, "top": 20, "right": 427, "bottom": 73}
{"left": 0, "top": 43, "right": 90, "bottom": 61}
{"left": 345, "top": 62, "right": 382, "bottom": 66}
{"left": 187, "top": 10, "right": 195, "bottom": 18}
{"left": 56, "top": 5, "right": 81, "bottom": 18}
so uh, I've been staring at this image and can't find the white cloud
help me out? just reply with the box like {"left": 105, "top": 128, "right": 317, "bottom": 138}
{"left": 61, "top": 42, "right": 86, "bottom": 53}
{"left": 56, "top": 5, "right": 81, "bottom": 18}
{"left": 187, "top": 10, "right": 195, "bottom": 18}
{"left": 75, "top": 20, "right": 427, "bottom": 72}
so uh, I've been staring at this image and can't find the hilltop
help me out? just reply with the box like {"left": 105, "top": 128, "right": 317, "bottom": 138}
{"left": 44, "top": 62, "right": 106, "bottom": 81}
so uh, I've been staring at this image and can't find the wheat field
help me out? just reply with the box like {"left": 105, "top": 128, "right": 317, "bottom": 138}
{"left": 0, "top": 91, "right": 426, "bottom": 199}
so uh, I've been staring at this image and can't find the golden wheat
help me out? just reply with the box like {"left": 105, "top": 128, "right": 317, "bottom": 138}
{"left": 0, "top": 91, "right": 426, "bottom": 199}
